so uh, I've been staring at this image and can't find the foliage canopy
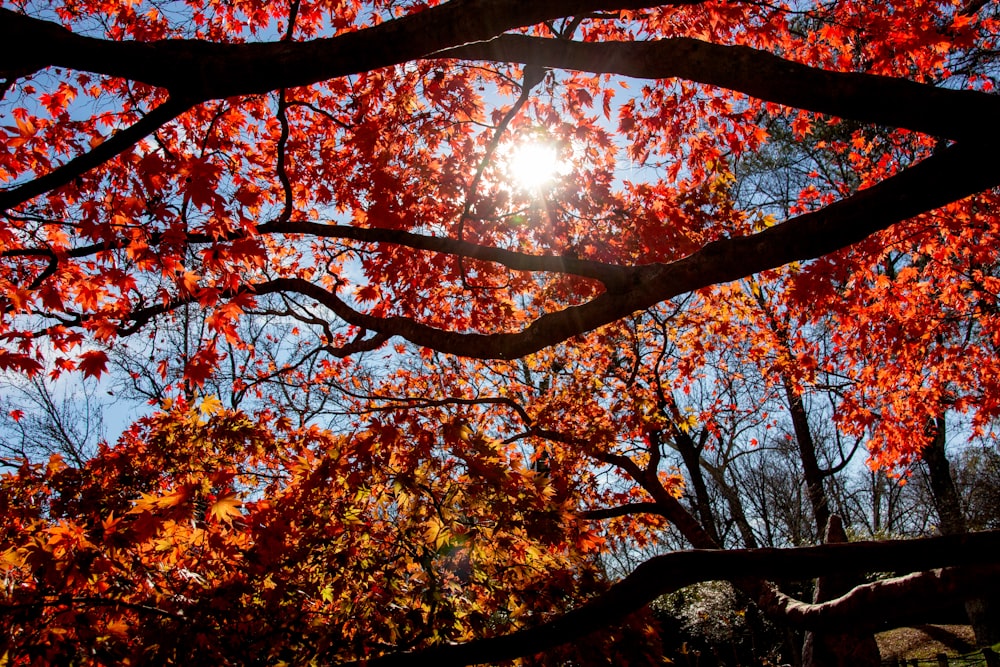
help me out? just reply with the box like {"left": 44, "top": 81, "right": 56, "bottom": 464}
{"left": 2, "top": 0, "right": 1000, "bottom": 664}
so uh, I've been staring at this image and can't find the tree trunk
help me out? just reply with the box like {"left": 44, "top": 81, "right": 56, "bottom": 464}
{"left": 672, "top": 427, "right": 723, "bottom": 546}
{"left": 702, "top": 460, "right": 760, "bottom": 549}
{"left": 923, "top": 417, "right": 1000, "bottom": 646}
{"left": 783, "top": 381, "right": 831, "bottom": 541}
{"left": 923, "top": 417, "right": 968, "bottom": 536}
{"left": 800, "top": 516, "right": 883, "bottom": 667}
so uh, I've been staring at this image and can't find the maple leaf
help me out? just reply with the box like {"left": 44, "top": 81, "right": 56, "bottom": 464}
{"left": 0, "top": 352, "right": 43, "bottom": 376}
{"left": 791, "top": 113, "right": 812, "bottom": 139}
{"left": 199, "top": 394, "right": 224, "bottom": 416}
{"left": 184, "top": 347, "right": 221, "bottom": 388}
{"left": 355, "top": 284, "right": 380, "bottom": 302}
{"left": 209, "top": 494, "right": 243, "bottom": 525}
{"left": 179, "top": 270, "right": 200, "bottom": 294}
{"left": 0, "top": 547, "right": 24, "bottom": 569}
{"left": 181, "top": 157, "right": 223, "bottom": 210}
{"left": 39, "top": 89, "right": 71, "bottom": 117}
{"left": 105, "top": 618, "right": 130, "bottom": 639}
{"left": 77, "top": 350, "right": 109, "bottom": 379}
{"left": 130, "top": 487, "right": 191, "bottom": 514}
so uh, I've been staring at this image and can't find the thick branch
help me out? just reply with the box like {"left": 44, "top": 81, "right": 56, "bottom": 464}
{"left": 6, "top": 8, "right": 994, "bottom": 144}
{"left": 441, "top": 35, "right": 1000, "bottom": 142}
{"left": 0, "top": 98, "right": 191, "bottom": 213}
{"left": 352, "top": 531, "right": 1000, "bottom": 667}
{"left": 580, "top": 501, "right": 668, "bottom": 520}
{"left": 763, "top": 565, "right": 1000, "bottom": 631}
{"left": 0, "top": 2, "right": 679, "bottom": 99}
{"left": 255, "top": 142, "right": 1000, "bottom": 359}
{"left": 258, "top": 221, "right": 629, "bottom": 287}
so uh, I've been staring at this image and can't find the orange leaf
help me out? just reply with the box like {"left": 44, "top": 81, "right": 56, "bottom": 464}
{"left": 209, "top": 494, "right": 242, "bottom": 525}
{"left": 130, "top": 487, "right": 190, "bottom": 514}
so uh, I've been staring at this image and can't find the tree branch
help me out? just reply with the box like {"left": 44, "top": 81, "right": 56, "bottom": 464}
{"left": 761, "top": 564, "right": 1000, "bottom": 632}
{"left": 440, "top": 35, "right": 1000, "bottom": 142}
{"left": 0, "top": 97, "right": 191, "bottom": 213}
{"left": 0, "top": 2, "right": 684, "bottom": 99}
{"left": 580, "top": 501, "right": 669, "bottom": 520}
{"left": 259, "top": 221, "right": 629, "bottom": 287}
{"left": 348, "top": 531, "right": 1000, "bottom": 667}
{"left": 254, "top": 142, "right": 1000, "bottom": 360}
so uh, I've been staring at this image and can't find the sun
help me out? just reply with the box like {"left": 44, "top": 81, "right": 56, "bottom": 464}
{"left": 506, "top": 141, "right": 568, "bottom": 192}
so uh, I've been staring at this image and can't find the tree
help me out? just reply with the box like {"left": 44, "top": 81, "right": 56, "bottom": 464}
{"left": 0, "top": 373, "right": 105, "bottom": 466}
{"left": 3, "top": 0, "right": 1000, "bottom": 665}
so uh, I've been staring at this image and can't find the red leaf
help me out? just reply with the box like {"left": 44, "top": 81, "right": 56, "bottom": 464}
{"left": 78, "top": 350, "right": 109, "bottom": 379}
{"left": 0, "top": 352, "right": 43, "bottom": 376}
{"left": 183, "top": 346, "right": 221, "bottom": 388}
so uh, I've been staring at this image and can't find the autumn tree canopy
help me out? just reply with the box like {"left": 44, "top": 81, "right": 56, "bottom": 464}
{"left": 3, "top": 0, "right": 1000, "bottom": 664}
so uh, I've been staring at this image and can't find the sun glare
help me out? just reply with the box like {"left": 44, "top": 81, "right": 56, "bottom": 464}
{"left": 507, "top": 141, "right": 567, "bottom": 192}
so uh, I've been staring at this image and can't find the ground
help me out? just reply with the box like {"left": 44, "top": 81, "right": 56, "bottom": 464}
{"left": 876, "top": 625, "right": 977, "bottom": 661}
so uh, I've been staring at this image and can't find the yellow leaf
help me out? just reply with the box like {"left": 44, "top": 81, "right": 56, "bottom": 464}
{"left": 129, "top": 487, "right": 190, "bottom": 514}
{"left": 425, "top": 517, "right": 450, "bottom": 550}
{"left": 106, "top": 618, "right": 129, "bottom": 638}
{"left": 209, "top": 494, "right": 242, "bottom": 525}
{"left": 199, "top": 395, "right": 224, "bottom": 416}
{"left": 0, "top": 548, "right": 23, "bottom": 569}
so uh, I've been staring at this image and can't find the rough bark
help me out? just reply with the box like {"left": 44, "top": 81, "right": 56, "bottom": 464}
{"left": 0, "top": 3, "right": 679, "bottom": 98}
{"left": 763, "top": 565, "right": 1000, "bottom": 632}
{"left": 443, "top": 35, "right": 1000, "bottom": 142}
{"left": 6, "top": 14, "right": 995, "bottom": 141}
